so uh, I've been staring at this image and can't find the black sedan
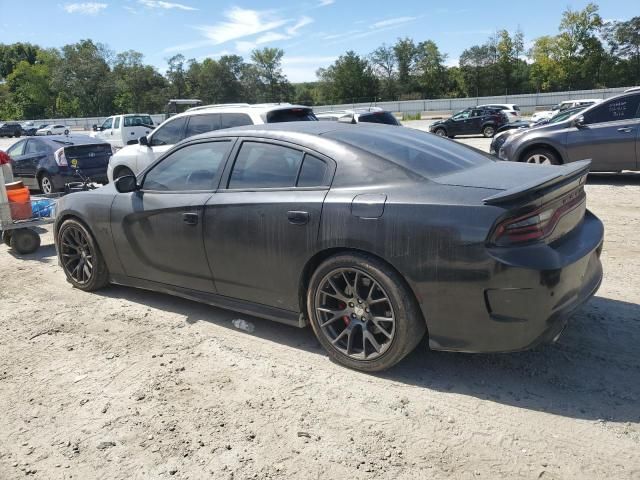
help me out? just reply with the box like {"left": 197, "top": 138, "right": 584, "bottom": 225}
{"left": 53, "top": 123, "right": 604, "bottom": 371}
{"left": 6, "top": 135, "right": 113, "bottom": 193}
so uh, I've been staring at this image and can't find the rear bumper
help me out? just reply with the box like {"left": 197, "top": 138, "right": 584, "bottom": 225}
{"left": 425, "top": 211, "right": 604, "bottom": 353}
{"left": 52, "top": 167, "right": 108, "bottom": 189}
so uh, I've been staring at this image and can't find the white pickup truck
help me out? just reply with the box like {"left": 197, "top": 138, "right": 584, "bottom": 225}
{"left": 91, "top": 114, "right": 155, "bottom": 149}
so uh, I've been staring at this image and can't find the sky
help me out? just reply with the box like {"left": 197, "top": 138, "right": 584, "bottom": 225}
{"left": 0, "top": 0, "right": 638, "bottom": 82}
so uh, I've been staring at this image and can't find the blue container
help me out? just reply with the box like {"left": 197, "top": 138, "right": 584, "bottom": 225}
{"left": 31, "top": 199, "right": 55, "bottom": 218}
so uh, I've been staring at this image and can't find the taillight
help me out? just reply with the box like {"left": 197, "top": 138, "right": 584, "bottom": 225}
{"left": 54, "top": 147, "right": 68, "bottom": 166}
{"left": 490, "top": 191, "right": 585, "bottom": 246}
{"left": 0, "top": 150, "right": 10, "bottom": 165}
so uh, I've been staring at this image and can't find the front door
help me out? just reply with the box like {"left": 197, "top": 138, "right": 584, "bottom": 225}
{"left": 21, "top": 139, "right": 49, "bottom": 188}
{"left": 6, "top": 140, "right": 27, "bottom": 179}
{"left": 566, "top": 94, "right": 640, "bottom": 171}
{"left": 204, "top": 140, "right": 333, "bottom": 311}
{"left": 449, "top": 110, "right": 471, "bottom": 135}
{"left": 110, "top": 140, "right": 233, "bottom": 292}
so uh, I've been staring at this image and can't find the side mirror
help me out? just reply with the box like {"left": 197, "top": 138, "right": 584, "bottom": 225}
{"left": 114, "top": 175, "right": 138, "bottom": 193}
{"left": 92, "top": 124, "right": 98, "bottom": 131}
{"left": 138, "top": 135, "right": 150, "bottom": 147}
{"left": 573, "top": 115, "right": 586, "bottom": 128}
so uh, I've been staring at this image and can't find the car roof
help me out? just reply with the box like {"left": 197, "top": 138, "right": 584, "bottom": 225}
{"left": 176, "top": 103, "right": 312, "bottom": 117}
{"left": 35, "top": 134, "right": 109, "bottom": 146}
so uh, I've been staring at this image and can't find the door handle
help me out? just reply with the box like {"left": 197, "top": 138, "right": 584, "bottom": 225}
{"left": 287, "top": 210, "right": 309, "bottom": 225}
{"left": 617, "top": 127, "right": 633, "bottom": 133}
{"left": 182, "top": 212, "right": 199, "bottom": 225}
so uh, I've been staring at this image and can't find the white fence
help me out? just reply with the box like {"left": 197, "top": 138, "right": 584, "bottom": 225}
{"left": 19, "top": 86, "right": 636, "bottom": 127}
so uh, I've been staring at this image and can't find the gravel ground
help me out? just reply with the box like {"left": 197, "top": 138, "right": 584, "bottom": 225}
{"left": 1, "top": 133, "right": 639, "bottom": 479}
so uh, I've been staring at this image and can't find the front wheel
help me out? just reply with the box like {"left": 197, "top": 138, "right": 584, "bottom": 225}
{"left": 57, "top": 219, "right": 109, "bottom": 291}
{"left": 433, "top": 128, "right": 446, "bottom": 137}
{"left": 46, "top": 131, "right": 52, "bottom": 135}
{"left": 522, "top": 148, "right": 560, "bottom": 165}
{"left": 64, "top": 129, "right": 69, "bottom": 135}
{"left": 307, "top": 253, "right": 426, "bottom": 372}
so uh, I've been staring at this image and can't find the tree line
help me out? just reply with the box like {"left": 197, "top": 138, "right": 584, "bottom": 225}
{"left": 0, "top": 3, "right": 638, "bottom": 120}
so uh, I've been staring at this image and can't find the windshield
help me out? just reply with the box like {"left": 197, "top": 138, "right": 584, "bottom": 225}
{"left": 548, "top": 107, "right": 585, "bottom": 124}
{"left": 358, "top": 111, "right": 400, "bottom": 125}
{"left": 266, "top": 108, "right": 317, "bottom": 123}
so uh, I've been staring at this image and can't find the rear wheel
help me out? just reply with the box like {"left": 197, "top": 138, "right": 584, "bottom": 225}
{"left": 39, "top": 173, "right": 55, "bottom": 194}
{"left": 10, "top": 228, "right": 41, "bottom": 254}
{"left": 482, "top": 125, "right": 496, "bottom": 138}
{"left": 307, "top": 253, "right": 425, "bottom": 372}
{"left": 57, "top": 219, "right": 109, "bottom": 291}
{"left": 522, "top": 148, "right": 560, "bottom": 165}
{"left": 64, "top": 129, "right": 69, "bottom": 135}
{"left": 433, "top": 128, "right": 446, "bottom": 137}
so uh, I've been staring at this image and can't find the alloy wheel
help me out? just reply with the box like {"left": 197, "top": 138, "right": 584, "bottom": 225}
{"left": 314, "top": 268, "right": 396, "bottom": 361}
{"left": 40, "top": 176, "right": 53, "bottom": 194}
{"left": 526, "top": 154, "right": 551, "bottom": 165}
{"left": 60, "top": 226, "right": 94, "bottom": 284}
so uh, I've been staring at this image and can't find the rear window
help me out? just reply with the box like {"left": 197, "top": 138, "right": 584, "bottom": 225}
{"left": 185, "top": 114, "right": 221, "bottom": 137}
{"left": 124, "top": 115, "right": 154, "bottom": 127}
{"left": 513, "top": 105, "right": 520, "bottom": 111}
{"left": 266, "top": 108, "right": 317, "bottom": 123}
{"left": 358, "top": 111, "right": 400, "bottom": 125}
{"left": 324, "top": 128, "right": 491, "bottom": 178}
{"left": 220, "top": 113, "right": 253, "bottom": 129}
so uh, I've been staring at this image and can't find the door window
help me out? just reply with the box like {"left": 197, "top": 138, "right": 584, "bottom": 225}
{"left": 7, "top": 140, "right": 26, "bottom": 157}
{"left": 584, "top": 95, "right": 640, "bottom": 124}
{"left": 184, "top": 114, "right": 221, "bottom": 138}
{"left": 228, "top": 142, "right": 304, "bottom": 189}
{"left": 149, "top": 117, "right": 187, "bottom": 146}
{"left": 25, "top": 140, "right": 46, "bottom": 154}
{"left": 220, "top": 113, "right": 253, "bottom": 129}
{"left": 470, "top": 109, "right": 483, "bottom": 117}
{"left": 114, "top": 117, "right": 121, "bottom": 129}
{"left": 297, "top": 155, "right": 329, "bottom": 187}
{"left": 101, "top": 118, "right": 113, "bottom": 130}
{"left": 452, "top": 111, "right": 470, "bottom": 120}
{"left": 142, "top": 141, "right": 231, "bottom": 191}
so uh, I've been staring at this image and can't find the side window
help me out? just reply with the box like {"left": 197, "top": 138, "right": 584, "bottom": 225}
{"left": 453, "top": 111, "right": 470, "bottom": 120}
{"left": 143, "top": 141, "right": 231, "bottom": 191}
{"left": 470, "top": 109, "right": 483, "bottom": 117}
{"left": 101, "top": 117, "right": 113, "bottom": 130}
{"left": 184, "top": 114, "right": 221, "bottom": 138}
{"left": 114, "top": 117, "right": 121, "bottom": 129}
{"left": 220, "top": 113, "right": 253, "bottom": 129}
{"left": 150, "top": 117, "right": 187, "bottom": 146}
{"left": 7, "top": 140, "right": 26, "bottom": 156}
{"left": 25, "top": 140, "right": 46, "bottom": 154}
{"left": 297, "top": 154, "right": 329, "bottom": 187}
{"left": 584, "top": 95, "right": 640, "bottom": 124}
{"left": 228, "top": 142, "right": 303, "bottom": 189}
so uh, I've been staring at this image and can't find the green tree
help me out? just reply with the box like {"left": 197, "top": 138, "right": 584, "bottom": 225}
{"left": 166, "top": 54, "right": 188, "bottom": 98}
{"left": 250, "top": 48, "right": 290, "bottom": 102}
{"left": 529, "top": 35, "right": 566, "bottom": 91}
{"left": 414, "top": 40, "right": 448, "bottom": 98}
{"left": 393, "top": 38, "right": 418, "bottom": 95}
{"left": 604, "top": 17, "right": 640, "bottom": 84}
{"left": 0, "top": 42, "right": 40, "bottom": 79}
{"left": 317, "top": 51, "right": 378, "bottom": 104}
{"left": 370, "top": 44, "right": 397, "bottom": 100}
{"left": 113, "top": 50, "right": 168, "bottom": 113}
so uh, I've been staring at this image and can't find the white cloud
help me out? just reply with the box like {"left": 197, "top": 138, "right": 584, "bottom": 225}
{"left": 197, "top": 8, "right": 289, "bottom": 46}
{"left": 281, "top": 56, "right": 337, "bottom": 65}
{"left": 287, "top": 16, "right": 313, "bottom": 36}
{"left": 63, "top": 2, "right": 108, "bottom": 15}
{"left": 371, "top": 16, "right": 417, "bottom": 29}
{"left": 318, "top": 0, "right": 335, "bottom": 6}
{"left": 138, "top": 0, "right": 197, "bottom": 10}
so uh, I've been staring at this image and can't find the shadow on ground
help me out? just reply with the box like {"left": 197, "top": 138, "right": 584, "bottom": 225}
{"left": 587, "top": 172, "right": 640, "bottom": 185}
{"left": 98, "top": 285, "right": 639, "bottom": 424}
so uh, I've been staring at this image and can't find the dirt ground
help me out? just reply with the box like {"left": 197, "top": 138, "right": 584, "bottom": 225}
{"left": 1, "top": 135, "right": 639, "bottom": 479}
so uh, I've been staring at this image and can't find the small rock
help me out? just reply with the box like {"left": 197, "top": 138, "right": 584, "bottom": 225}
{"left": 12, "top": 462, "right": 18, "bottom": 467}
{"left": 148, "top": 435, "right": 154, "bottom": 441}
{"left": 385, "top": 450, "right": 391, "bottom": 458}
{"left": 297, "top": 431, "right": 311, "bottom": 438}
{"left": 169, "top": 467, "right": 178, "bottom": 475}
{"left": 447, "top": 416, "right": 455, "bottom": 424}
{"left": 97, "top": 441, "right": 116, "bottom": 450}
{"left": 134, "top": 393, "right": 146, "bottom": 401}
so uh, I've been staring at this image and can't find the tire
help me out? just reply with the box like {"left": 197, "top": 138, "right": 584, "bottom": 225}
{"left": 10, "top": 228, "right": 41, "bottom": 254}
{"left": 46, "top": 131, "right": 52, "bottom": 135}
{"left": 57, "top": 218, "right": 109, "bottom": 291}
{"left": 522, "top": 147, "right": 560, "bottom": 165}
{"left": 113, "top": 166, "right": 135, "bottom": 181}
{"left": 39, "top": 173, "right": 55, "bottom": 194}
{"left": 2, "top": 230, "right": 12, "bottom": 247}
{"left": 433, "top": 128, "right": 446, "bottom": 137}
{"left": 482, "top": 125, "right": 496, "bottom": 138}
{"left": 307, "top": 252, "right": 426, "bottom": 372}
{"left": 15, "top": 131, "right": 21, "bottom": 138}
{"left": 64, "top": 129, "right": 69, "bottom": 135}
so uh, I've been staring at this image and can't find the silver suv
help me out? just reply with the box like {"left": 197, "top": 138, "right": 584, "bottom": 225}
{"left": 498, "top": 91, "right": 640, "bottom": 171}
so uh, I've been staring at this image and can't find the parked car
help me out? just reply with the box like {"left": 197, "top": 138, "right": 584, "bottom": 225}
{"left": 497, "top": 90, "right": 640, "bottom": 169}
{"left": 36, "top": 124, "right": 70, "bottom": 136}
{"left": 54, "top": 122, "right": 603, "bottom": 372}
{"left": 91, "top": 114, "right": 155, "bottom": 149}
{"left": 477, "top": 103, "right": 521, "bottom": 121}
{"left": 0, "top": 121, "right": 23, "bottom": 138}
{"left": 21, "top": 123, "right": 49, "bottom": 136}
{"left": 6, "top": 135, "right": 113, "bottom": 193}
{"left": 530, "top": 99, "right": 601, "bottom": 122}
{"left": 315, "top": 107, "right": 400, "bottom": 125}
{"left": 491, "top": 106, "right": 591, "bottom": 154}
{"left": 429, "top": 107, "right": 508, "bottom": 138}
{"left": 107, "top": 103, "right": 318, "bottom": 182}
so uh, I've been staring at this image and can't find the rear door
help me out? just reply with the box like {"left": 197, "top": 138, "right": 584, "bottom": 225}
{"left": 566, "top": 94, "right": 640, "bottom": 171}
{"left": 110, "top": 139, "right": 233, "bottom": 292}
{"left": 204, "top": 139, "right": 333, "bottom": 311}
{"left": 465, "top": 109, "right": 484, "bottom": 134}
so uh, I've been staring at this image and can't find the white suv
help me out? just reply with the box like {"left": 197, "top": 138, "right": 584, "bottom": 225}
{"left": 107, "top": 103, "right": 317, "bottom": 182}
{"left": 476, "top": 104, "right": 520, "bottom": 121}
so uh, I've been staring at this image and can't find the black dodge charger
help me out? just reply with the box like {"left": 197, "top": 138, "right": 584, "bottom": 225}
{"left": 53, "top": 122, "right": 604, "bottom": 371}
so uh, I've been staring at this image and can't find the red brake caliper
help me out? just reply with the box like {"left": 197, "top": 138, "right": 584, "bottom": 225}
{"left": 339, "top": 301, "right": 350, "bottom": 325}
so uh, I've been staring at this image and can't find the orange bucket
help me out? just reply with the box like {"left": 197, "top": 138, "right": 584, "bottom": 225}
{"left": 6, "top": 181, "right": 32, "bottom": 220}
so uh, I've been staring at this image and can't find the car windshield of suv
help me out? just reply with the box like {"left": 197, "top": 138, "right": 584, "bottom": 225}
{"left": 266, "top": 108, "right": 317, "bottom": 123}
{"left": 358, "top": 111, "right": 400, "bottom": 125}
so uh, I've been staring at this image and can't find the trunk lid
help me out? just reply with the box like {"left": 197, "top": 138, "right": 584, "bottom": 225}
{"left": 64, "top": 143, "right": 112, "bottom": 169}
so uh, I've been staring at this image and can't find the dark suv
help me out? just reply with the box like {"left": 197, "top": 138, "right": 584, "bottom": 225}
{"left": 0, "top": 121, "right": 23, "bottom": 138}
{"left": 429, "top": 107, "right": 508, "bottom": 138}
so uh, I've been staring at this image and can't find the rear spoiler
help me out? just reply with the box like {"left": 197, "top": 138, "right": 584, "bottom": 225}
{"left": 483, "top": 159, "right": 591, "bottom": 205}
